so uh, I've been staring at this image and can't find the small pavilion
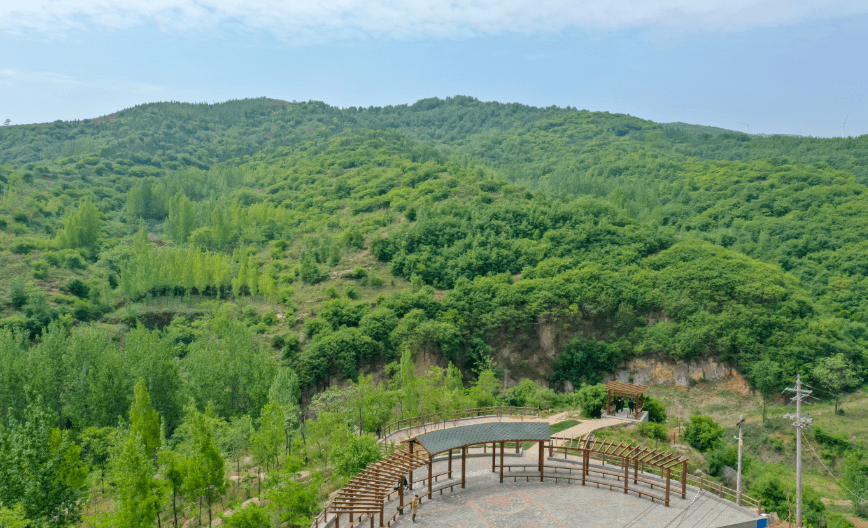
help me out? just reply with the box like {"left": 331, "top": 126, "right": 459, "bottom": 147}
{"left": 605, "top": 381, "right": 648, "bottom": 420}
{"left": 326, "top": 421, "right": 695, "bottom": 528}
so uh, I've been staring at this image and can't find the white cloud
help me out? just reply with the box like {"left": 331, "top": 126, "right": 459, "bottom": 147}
{"left": 0, "top": 68, "right": 83, "bottom": 84}
{"left": 0, "top": 0, "right": 865, "bottom": 43}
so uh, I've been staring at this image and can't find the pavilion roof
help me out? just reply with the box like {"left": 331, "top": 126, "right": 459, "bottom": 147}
{"left": 605, "top": 381, "right": 649, "bottom": 395}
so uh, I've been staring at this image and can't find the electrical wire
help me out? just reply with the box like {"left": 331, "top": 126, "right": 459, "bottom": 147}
{"left": 667, "top": 490, "right": 714, "bottom": 528}
{"left": 623, "top": 497, "right": 661, "bottom": 528}
{"left": 683, "top": 498, "right": 725, "bottom": 528}
{"left": 800, "top": 429, "right": 868, "bottom": 506}
{"left": 702, "top": 497, "right": 734, "bottom": 528}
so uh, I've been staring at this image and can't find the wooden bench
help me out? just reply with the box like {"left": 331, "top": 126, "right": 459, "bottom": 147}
{"left": 499, "top": 464, "right": 666, "bottom": 503}
{"left": 587, "top": 465, "right": 668, "bottom": 491}
{"left": 410, "top": 470, "right": 449, "bottom": 488}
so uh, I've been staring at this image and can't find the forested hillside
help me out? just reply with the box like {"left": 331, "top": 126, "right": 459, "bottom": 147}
{"left": 0, "top": 97, "right": 866, "bottom": 526}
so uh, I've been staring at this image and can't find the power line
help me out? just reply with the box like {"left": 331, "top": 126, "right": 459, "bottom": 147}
{"left": 702, "top": 499, "right": 732, "bottom": 528}
{"left": 800, "top": 429, "right": 868, "bottom": 506}
{"left": 683, "top": 497, "right": 725, "bottom": 528}
{"left": 667, "top": 490, "right": 713, "bottom": 528}
{"left": 624, "top": 495, "right": 662, "bottom": 528}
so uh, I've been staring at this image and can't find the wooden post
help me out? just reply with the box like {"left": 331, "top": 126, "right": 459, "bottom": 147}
{"left": 428, "top": 454, "right": 433, "bottom": 499}
{"left": 491, "top": 442, "right": 495, "bottom": 472}
{"left": 581, "top": 448, "right": 586, "bottom": 485}
{"left": 607, "top": 390, "right": 611, "bottom": 415}
{"left": 538, "top": 440, "right": 544, "bottom": 482}
{"left": 500, "top": 441, "right": 504, "bottom": 484}
{"left": 399, "top": 477, "right": 404, "bottom": 512}
{"left": 370, "top": 514, "right": 374, "bottom": 528}
{"left": 665, "top": 468, "right": 671, "bottom": 507}
{"left": 549, "top": 439, "right": 553, "bottom": 457}
{"left": 409, "top": 442, "right": 414, "bottom": 490}
{"left": 624, "top": 457, "right": 629, "bottom": 494}
{"left": 448, "top": 449, "right": 452, "bottom": 479}
{"left": 461, "top": 447, "right": 466, "bottom": 489}
{"left": 335, "top": 513, "right": 340, "bottom": 528}
{"left": 681, "top": 461, "right": 687, "bottom": 499}
{"left": 634, "top": 459, "right": 638, "bottom": 484}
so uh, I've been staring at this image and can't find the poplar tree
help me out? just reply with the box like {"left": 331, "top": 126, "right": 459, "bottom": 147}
{"left": 55, "top": 197, "right": 103, "bottom": 256}
{"left": 158, "top": 449, "right": 189, "bottom": 528}
{"left": 182, "top": 408, "right": 228, "bottom": 528}
{"left": 113, "top": 432, "right": 164, "bottom": 528}
{"left": 210, "top": 206, "right": 233, "bottom": 250}
{"left": 246, "top": 258, "right": 259, "bottom": 299}
{"left": 166, "top": 192, "right": 197, "bottom": 244}
{"left": 129, "top": 378, "right": 161, "bottom": 459}
{"left": 233, "top": 253, "right": 248, "bottom": 297}
{"left": 0, "top": 392, "right": 87, "bottom": 526}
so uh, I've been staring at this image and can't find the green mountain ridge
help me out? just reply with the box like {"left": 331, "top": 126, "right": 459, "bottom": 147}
{"left": 1, "top": 95, "right": 868, "bottom": 527}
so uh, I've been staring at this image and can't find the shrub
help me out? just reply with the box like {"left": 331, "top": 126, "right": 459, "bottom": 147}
{"left": 332, "top": 434, "right": 381, "bottom": 477}
{"left": 10, "top": 279, "right": 28, "bottom": 309}
{"left": 305, "top": 318, "right": 332, "bottom": 339}
{"left": 32, "top": 260, "right": 49, "bottom": 280}
{"left": 262, "top": 311, "right": 279, "bottom": 326}
{"left": 73, "top": 300, "right": 96, "bottom": 321}
{"left": 637, "top": 422, "right": 669, "bottom": 441}
{"left": 682, "top": 415, "right": 724, "bottom": 451}
{"left": 708, "top": 445, "right": 752, "bottom": 477}
{"left": 282, "top": 332, "right": 300, "bottom": 360}
{"left": 345, "top": 285, "right": 360, "bottom": 300}
{"left": 68, "top": 278, "right": 90, "bottom": 299}
{"left": 352, "top": 267, "right": 367, "bottom": 279}
{"left": 53, "top": 295, "right": 77, "bottom": 305}
{"left": 572, "top": 383, "right": 606, "bottom": 419}
{"left": 325, "top": 285, "right": 339, "bottom": 299}
{"left": 644, "top": 396, "right": 667, "bottom": 423}
{"left": 224, "top": 504, "right": 270, "bottom": 528}
{"left": 299, "top": 253, "right": 324, "bottom": 284}
{"left": 371, "top": 275, "right": 385, "bottom": 287}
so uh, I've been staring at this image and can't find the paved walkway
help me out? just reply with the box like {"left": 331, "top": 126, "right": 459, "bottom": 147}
{"left": 384, "top": 457, "right": 757, "bottom": 528}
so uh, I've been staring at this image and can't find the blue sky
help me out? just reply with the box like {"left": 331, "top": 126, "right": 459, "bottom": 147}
{"left": 1, "top": 0, "right": 866, "bottom": 137}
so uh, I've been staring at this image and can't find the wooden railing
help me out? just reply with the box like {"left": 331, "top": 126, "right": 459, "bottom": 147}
{"left": 686, "top": 474, "right": 762, "bottom": 513}
{"left": 381, "top": 406, "right": 539, "bottom": 438}
{"left": 548, "top": 439, "right": 763, "bottom": 514}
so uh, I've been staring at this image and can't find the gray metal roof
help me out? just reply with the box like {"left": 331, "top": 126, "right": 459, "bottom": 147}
{"left": 414, "top": 422, "right": 551, "bottom": 455}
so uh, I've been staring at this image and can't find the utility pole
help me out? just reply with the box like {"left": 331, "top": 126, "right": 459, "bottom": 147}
{"left": 735, "top": 415, "right": 745, "bottom": 505}
{"left": 784, "top": 375, "right": 813, "bottom": 527}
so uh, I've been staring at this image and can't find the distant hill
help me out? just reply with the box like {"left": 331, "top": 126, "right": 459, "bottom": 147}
{"left": 0, "top": 96, "right": 866, "bottom": 404}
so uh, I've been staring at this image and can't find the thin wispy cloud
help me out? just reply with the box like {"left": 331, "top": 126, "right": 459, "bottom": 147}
{"left": 2, "top": 0, "right": 865, "bottom": 43}
{"left": 0, "top": 68, "right": 83, "bottom": 85}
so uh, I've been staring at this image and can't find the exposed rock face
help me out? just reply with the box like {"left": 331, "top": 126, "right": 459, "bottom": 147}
{"left": 608, "top": 356, "right": 737, "bottom": 389}
{"left": 489, "top": 314, "right": 743, "bottom": 390}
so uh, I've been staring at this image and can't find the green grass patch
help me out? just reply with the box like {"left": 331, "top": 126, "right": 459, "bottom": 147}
{"left": 549, "top": 419, "right": 581, "bottom": 435}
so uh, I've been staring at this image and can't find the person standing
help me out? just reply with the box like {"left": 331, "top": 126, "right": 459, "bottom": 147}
{"left": 412, "top": 494, "right": 419, "bottom": 523}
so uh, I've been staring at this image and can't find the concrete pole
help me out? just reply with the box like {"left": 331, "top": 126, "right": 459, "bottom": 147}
{"left": 737, "top": 415, "right": 744, "bottom": 505}
{"left": 796, "top": 376, "right": 802, "bottom": 527}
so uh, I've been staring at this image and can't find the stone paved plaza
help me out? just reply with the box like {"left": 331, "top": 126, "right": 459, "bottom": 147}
{"left": 383, "top": 457, "right": 758, "bottom": 528}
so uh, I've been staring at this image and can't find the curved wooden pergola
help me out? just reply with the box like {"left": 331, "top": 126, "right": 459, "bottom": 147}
{"left": 606, "top": 381, "right": 648, "bottom": 419}
{"left": 325, "top": 422, "right": 689, "bottom": 528}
